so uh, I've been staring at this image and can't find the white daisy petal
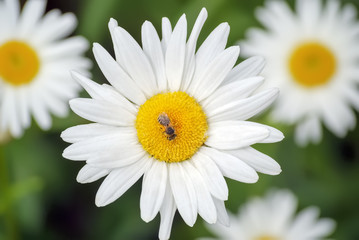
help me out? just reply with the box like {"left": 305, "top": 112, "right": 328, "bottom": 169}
{"left": 201, "top": 76, "right": 264, "bottom": 110}
{"left": 341, "top": 3, "right": 357, "bottom": 25}
{"left": 17, "top": 0, "right": 46, "bottom": 37}
{"left": 16, "top": 87, "right": 31, "bottom": 128}
{"left": 287, "top": 207, "right": 335, "bottom": 239}
{"left": 140, "top": 159, "right": 168, "bottom": 222}
{"left": 191, "top": 152, "right": 228, "bottom": 200}
{"left": 187, "top": 22, "right": 230, "bottom": 92}
{"left": 61, "top": 123, "right": 119, "bottom": 143}
{"left": 95, "top": 156, "right": 150, "bottom": 207}
{"left": 108, "top": 18, "right": 121, "bottom": 61}
{"left": 5, "top": 0, "right": 19, "bottom": 29}
{"left": 161, "top": 17, "right": 172, "bottom": 50}
{"left": 200, "top": 147, "right": 259, "bottom": 183}
{"left": 142, "top": 21, "right": 167, "bottom": 92}
{"left": 72, "top": 71, "right": 137, "bottom": 115}
{"left": 267, "top": 189, "right": 298, "bottom": 232}
{"left": 194, "top": 22, "right": 230, "bottom": 77}
{"left": 190, "top": 46, "right": 240, "bottom": 101}
{"left": 264, "top": 0, "right": 296, "bottom": 27}
{"left": 41, "top": 89, "right": 68, "bottom": 117}
{"left": 212, "top": 197, "right": 230, "bottom": 227}
{"left": 76, "top": 164, "right": 110, "bottom": 184}
{"left": 159, "top": 181, "right": 176, "bottom": 240}
{"left": 91, "top": 44, "right": 146, "bottom": 105}
{"left": 169, "top": 162, "right": 197, "bottom": 226}
{"left": 41, "top": 36, "right": 89, "bottom": 60}
{"left": 34, "top": 9, "right": 61, "bottom": 36}
{"left": 253, "top": 123, "right": 284, "bottom": 143}
{"left": 321, "top": 98, "right": 355, "bottom": 137}
{"left": 63, "top": 131, "right": 145, "bottom": 169}
{"left": 344, "top": 86, "right": 359, "bottom": 111}
{"left": 256, "top": 1, "right": 296, "bottom": 34}
{"left": 87, "top": 147, "right": 146, "bottom": 169}
{"left": 208, "top": 88, "right": 279, "bottom": 122}
{"left": 1, "top": 89, "right": 22, "bottom": 137}
{"left": 294, "top": 115, "right": 322, "bottom": 146}
{"left": 225, "top": 147, "right": 281, "bottom": 175}
{"left": 34, "top": 12, "right": 77, "bottom": 44}
{"left": 30, "top": 92, "right": 52, "bottom": 130}
{"left": 296, "top": 0, "right": 321, "bottom": 29}
{"left": 183, "top": 161, "right": 217, "bottom": 224}
{"left": 181, "top": 8, "right": 208, "bottom": 91}
{"left": 69, "top": 98, "right": 135, "bottom": 127}
{"left": 70, "top": 71, "right": 104, "bottom": 99}
{"left": 206, "top": 121, "right": 270, "bottom": 150}
{"left": 223, "top": 56, "right": 266, "bottom": 85}
{"left": 112, "top": 26, "right": 157, "bottom": 97}
{"left": 304, "top": 218, "right": 336, "bottom": 238}
{"left": 166, "top": 14, "right": 187, "bottom": 92}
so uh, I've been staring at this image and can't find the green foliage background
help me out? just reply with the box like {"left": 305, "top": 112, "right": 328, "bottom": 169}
{"left": 1, "top": 0, "right": 359, "bottom": 239}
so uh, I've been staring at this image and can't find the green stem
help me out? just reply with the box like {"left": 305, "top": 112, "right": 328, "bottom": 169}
{"left": 0, "top": 147, "right": 18, "bottom": 240}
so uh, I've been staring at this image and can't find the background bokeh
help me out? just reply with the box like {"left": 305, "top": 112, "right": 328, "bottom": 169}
{"left": 1, "top": 0, "right": 359, "bottom": 239}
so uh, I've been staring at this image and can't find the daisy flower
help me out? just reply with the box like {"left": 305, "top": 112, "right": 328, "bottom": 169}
{"left": 0, "top": 0, "right": 91, "bottom": 137}
{"left": 200, "top": 189, "right": 336, "bottom": 240}
{"left": 61, "top": 8, "right": 283, "bottom": 240}
{"left": 241, "top": 0, "right": 359, "bottom": 146}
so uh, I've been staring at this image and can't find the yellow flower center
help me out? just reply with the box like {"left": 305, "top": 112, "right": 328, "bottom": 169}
{"left": 136, "top": 91, "right": 208, "bottom": 163}
{"left": 255, "top": 236, "right": 280, "bottom": 240}
{"left": 0, "top": 40, "right": 40, "bottom": 86}
{"left": 289, "top": 42, "right": 336, "bottom": 87}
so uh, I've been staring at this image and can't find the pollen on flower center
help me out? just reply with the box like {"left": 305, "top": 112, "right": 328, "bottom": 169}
{"left": 0, "top": 40, "right": 40, "bottom": 86}
{"left": 289, "top": 42, "right": 336, "bottom": 87}
{"left": 136, "top": 91, "right": 208, "bottom": 163}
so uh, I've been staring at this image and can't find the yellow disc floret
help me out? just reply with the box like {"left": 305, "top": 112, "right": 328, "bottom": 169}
{"left": 136, "top": 91, "right": 208, "bottom": 163}
{"left": 289, "top": 42, "right": 336, "bottom": 87}
{"left": 0, "top": 40, "right": 40, "bottom": 86}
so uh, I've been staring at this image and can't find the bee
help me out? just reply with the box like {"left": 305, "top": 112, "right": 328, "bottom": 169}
{"left": 158, "top": 113, "right": 176, "bottom": 140}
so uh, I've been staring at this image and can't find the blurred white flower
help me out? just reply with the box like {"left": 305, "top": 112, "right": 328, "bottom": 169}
{"left": 200, "top": 189, "right": 336, "bottom": 240}
{"left": 0, "top": 0, "right": 91, "bottom": 137}
{"left": 241, "top": 0, "right": 359, "bottom": 146}
{"left": 61, "top": 8, "right": 283, "bottom": 240}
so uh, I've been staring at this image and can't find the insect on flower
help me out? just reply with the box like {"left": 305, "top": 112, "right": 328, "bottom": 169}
{"left": 158, "top": 113, "right": 176, "bottom": 140}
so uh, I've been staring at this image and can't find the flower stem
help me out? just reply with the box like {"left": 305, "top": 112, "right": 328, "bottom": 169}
{"left": 0, "top": 147, "right": 18, "bottom": 240}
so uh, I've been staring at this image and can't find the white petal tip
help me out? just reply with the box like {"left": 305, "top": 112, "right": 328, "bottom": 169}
{"left": 70, "top": 70, "right": 83, "bottom": 82}
{"left": 273, "top": 168, "right": 282, "bottom": 175}
{"left": 197, "top": 8, "right": 208, "bottom": 20}
{"left": 60, "top": 130, "right": 68, "bottom": 141}
{"left": 62, "top": 150, "right": 70, "bottom": 159}
{"left": 140, "top": 214, "right": 153, "bottom": 223}
{"left": 93, "top": 42, "right": 101, "bottom": 48}
{"left": 246, "top": 173, "right": 259, "bottom": 184}
{"left": 95, "top": 199, "right": 107, "bottom": 207}
{"left": 68, "top": 99, "right": 76, "bottom": 108}
{"left": 109, "top": 18, "right": 118, "bottom": 27}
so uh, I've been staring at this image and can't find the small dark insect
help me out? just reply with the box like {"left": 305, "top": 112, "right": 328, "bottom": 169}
{"left": 158, "top": 113, "right": 170, "bottom": 126}
{"left": 158, "top": 113, "right": 177, "bottom": 140}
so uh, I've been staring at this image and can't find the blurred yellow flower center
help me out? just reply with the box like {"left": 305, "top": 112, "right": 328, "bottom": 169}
{"left": 0, "top": 40, "right": 40, "bottom": 86}
{"left": 289, "top": 42, "right": 336, "bottom": 87}
{"left": 255, "top": 236, "right": 280, "bottom": 240}
{"left": 136, "top": 91, "right": 208, "bottom": 163}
